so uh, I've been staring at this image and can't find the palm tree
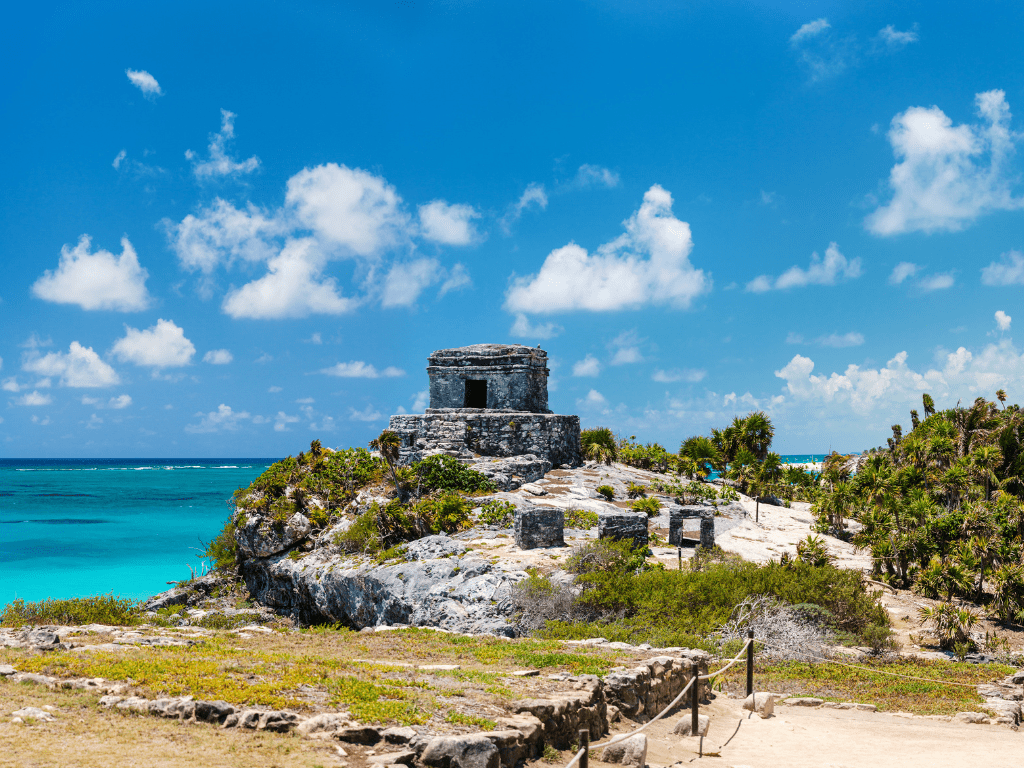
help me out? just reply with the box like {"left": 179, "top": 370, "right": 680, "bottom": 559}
{"left": 741, "top": 411, "right": 775, "bottom": 461}
{"left": 923, "top": 393, "right": 936, "bottom": 419}
{"left": 680, "top": 435, "right": 720, "bottom": 480}
{"left": 971, "top": 445, "right": 1003, "bottom": 500}
{"left": 369, "top": 429, "right": 406, "bottom": 502}
{"left": 997, "top": 389, "right": 1008, "bottom": 409}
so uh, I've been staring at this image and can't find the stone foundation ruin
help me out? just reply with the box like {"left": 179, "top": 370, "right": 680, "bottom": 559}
{"left": 388, "top": 344, "right": 581, "bottom": 468}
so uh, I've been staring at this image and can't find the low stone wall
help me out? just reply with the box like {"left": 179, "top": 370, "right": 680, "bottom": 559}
{"left": 598, "top": 512, "right": 649, "bottom": 549}
{"left": 514, "top": 506, "right": 564, "bottom": 549}
{"left": 389, "top": 412, "right": 581, "bottom": 467}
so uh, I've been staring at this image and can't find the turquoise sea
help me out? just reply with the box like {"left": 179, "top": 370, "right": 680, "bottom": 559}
{"left": 0, "top": 453, "right": 834, "bottom": 607}
{"left": 0, "top": 459, "right": 276, "bottom": 606}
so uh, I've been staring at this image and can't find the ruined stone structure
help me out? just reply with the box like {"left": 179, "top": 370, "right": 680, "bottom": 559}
{"left": 389, "top": 344, "right": 581, "bottom": 468}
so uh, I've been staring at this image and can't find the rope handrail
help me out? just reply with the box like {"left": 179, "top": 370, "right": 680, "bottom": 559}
{"left": 758, "top": 640, "right": 982, "bottom": 688}
{"left": 582, "top": 639, "right": 753, "bottom": 752}
{"left": 564, "top": 747, "right": 587, "bottom": 768}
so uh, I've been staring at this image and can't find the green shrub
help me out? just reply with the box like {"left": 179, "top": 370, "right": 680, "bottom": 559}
{"left": 626, "top": 482, "right": 648, "bottom": 499}
{"left": 630, "top": 497, "right": 661, "bottom": 516}
{"left": 203, "top": 516, "right": 241, "bottom": 571}
{"left": 413, "top": 455, "right": 496, "bottom": 494}
{"left": 1, "top": 594, "right": 141, "bottom": 627}
{"left": 478, "top": 499, "right": 517, "bottom": 528}
{"left": 796, "top": 535, "right": 832, "bottom": 567}
{"left": 595, "top": 485, "right": 615, "bottom": 501}
{"left": 335, "top": 500, "right": 413, "bottom": 554}
{"left": 538, "top": 551, "right": 887, "bottom": 648}
{"left": 414, "top": 492, "right": 474, "bottom": 534}
{"left": 581, "top": 427, "right": 618, "bottom": 464}
{"left": 565, "top": 508, "right": 599, "bottom": 529}
{"left": 617, "top": 437, "right": 675, "bottom": 473}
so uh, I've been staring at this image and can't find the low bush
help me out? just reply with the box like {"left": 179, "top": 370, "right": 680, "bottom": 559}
{"left": 203, "top": 516, "right": 241, "bottom": 571}
{"left": 478, "top": 499, "right": 517, "bottom": 528}
{"left": 565, "top": 508, "right": 599, "bottom": 529}
{"left": 595, "top": 485, "right": 615, "bottom": 501}
{"left": 415, "top": 492, "right": 474, "bottom": 534}
{"left": 630, "top": 497, "right": 661, "bottom": 516}
{"left": 1, "top": 594, "right": 141, "bottom": 627}
{"left": 413, "top": 455, "right": 496, "bottom": 494}
{"left": 536, "top": 541, "right": 888, "bottom": 648}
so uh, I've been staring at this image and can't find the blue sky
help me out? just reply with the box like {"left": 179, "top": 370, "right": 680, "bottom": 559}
{"left": 3, "top": 0, "right": 1024, "bottom": 457}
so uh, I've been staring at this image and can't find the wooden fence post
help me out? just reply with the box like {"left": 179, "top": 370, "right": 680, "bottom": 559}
{"left": 746, "top": 629, "right": 754, "bottom": 697}
{"left": 579, "top": 729, "right": 589, "bottom": 768}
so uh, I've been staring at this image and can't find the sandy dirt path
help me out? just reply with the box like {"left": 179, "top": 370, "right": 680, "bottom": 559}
{"left": 610, "top": 696, "right": 1023, "bottom": 768}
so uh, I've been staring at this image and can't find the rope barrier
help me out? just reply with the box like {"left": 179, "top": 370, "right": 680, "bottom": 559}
{"left": 564, "top": 747, "right": 587, "bottom": 768}
{"left": 582, "top": 639, "right": 753, "bottom": 752}
{"left": 757, "top": 640, "right": 982, "bottom": 688}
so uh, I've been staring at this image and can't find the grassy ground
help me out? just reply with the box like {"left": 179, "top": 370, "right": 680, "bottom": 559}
{"left": 0, "top": 626, "right": 629, "bottom": 730}
{"left": 715, "top": 658, "right": 1015, "bottom": 716}
{"left": 0, "top": 683, "right": 339, "bottom": 768}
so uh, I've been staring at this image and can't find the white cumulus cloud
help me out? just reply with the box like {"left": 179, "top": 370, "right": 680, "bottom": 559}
{"left": 110, "top": 319, "right": 195, "bottom": 368}
{"left": 23, "top": 342, "right": 120, "bottom": 388}
{"left": 126, "top": 69, "right": 162, "bottom": 97}
{"left": 32, "top": 236, "right": 151, "bottom": 311}
{"left": 570, "top": 164, "right": 620, "bottom": 189}
{"left": 918, "top": 272, "right": 955, "bottom": 291}
{"left": 577, "top": 389, "right": 607, "bottom": 409}
{"left": 573, "top": 355, "right": 601, "bottom": 377}
{"left": 790, "top": 18, "right": 830, "bottom": 44}
{"left": 652, "top": 368, "right": 706, "bottom": 383}
{"left": 511, "top": 313, "right": 562, "bottom": 340}
{"left": 418, "top": 200, "right": 481, "bottom": 245}
{"left": 16, "top": 391, "right": 52, "bottom": 406}
{"left": 287, "top": 163, "right": 409, "bottom": 256}
{"left": 320, "top": 361, "right": 405, "bottom": 378}
{"left": 819, "top": 332, "right": 865, "bottom": 348}
{"left": 746, "top": 243, "right": 860, "bottom": 292}
{"left": 888, "top": 262, "right": 919, "bottom": 285}
{"left": 505, "top": 185, "right": 709, "bottom": 313}
{"left": 500, "top": 183, "right": 548, "bottom": 233}
{"left": 273, "top": 411, "right": 300, "bottom": 432}
{"left": 982, "top": 250, "right": 1024, "bottom": 286}
{"left": 866, "top": 90, "right": 1024, "bottom": 235}
{"left": 876, "top": 25, "right": 919, "bottom": 49}
{"left": 203, "top": 349, "right": 233, "bottom": 365}
{"left": 382, "top": 258, "right": 442, "bottom": 308}
{"left": 996, "top": 310, "right": 1012, "bottom": 331}
{"left": 349, "top": 404, "right": 382, "bottom": 422}
{"left": 185, "top": 404, "right": 252, "bottom": 433}
{"left": 186, "top": 110, "right": 260, "bottom": 179}
{"left": 221, "top": 238, "right": 354, "bottom": 319}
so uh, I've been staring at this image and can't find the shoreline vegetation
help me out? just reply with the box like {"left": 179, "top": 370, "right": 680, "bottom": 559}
{"left": 4, "top": 393, "right": 1024, "bottom": 734}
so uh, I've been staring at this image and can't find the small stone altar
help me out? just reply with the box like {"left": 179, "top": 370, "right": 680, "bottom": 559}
{"left": 389, "top": 344, "right": 581, "bottom": 467}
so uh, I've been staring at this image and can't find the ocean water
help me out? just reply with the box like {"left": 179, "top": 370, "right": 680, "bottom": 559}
{"left": 0, "top": 459, "right": 276, "bottom": 606}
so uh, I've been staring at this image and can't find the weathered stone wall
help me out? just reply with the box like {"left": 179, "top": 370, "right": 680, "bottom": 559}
{"left": 514, "top": 506, "right": 564, "bottom": 549}
{"left": 668, "top": 505, "right": 710, "bottom": 547}
{"left": 597, "top": 512, "right": 649, "bottom": 549}
{"left": 389, "top": 412, "right": 581, "bottom": 467}
{"left": 428, "top": 344, "right": 550, "bottom": 413}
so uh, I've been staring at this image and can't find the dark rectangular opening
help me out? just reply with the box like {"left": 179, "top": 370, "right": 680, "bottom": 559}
{"left": 464, "top": 379, "right": 487, "bottom": 408}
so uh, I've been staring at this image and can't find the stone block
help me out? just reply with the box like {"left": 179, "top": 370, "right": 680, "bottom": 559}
{"left": 741, "top": 692, "right": 774, "bottom": 718}
{"left": 514, "top": 506, "right": 564, "bottom": 549}
{"left": 673, "top": 714, "right": 709, "bottom": 736}
{"left": 598, "top": 512, "right": 649, "bottom": 549}
{"left": 600, "top": 734, "right": 647, "bottom": 767}
{"left": 700, "top": 517, "right": 715, "bottom": 549}
{"left": 421, "top": 734, "right": 501, "bottom": 768}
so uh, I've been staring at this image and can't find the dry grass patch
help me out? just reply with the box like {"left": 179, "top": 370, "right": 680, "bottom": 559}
{"left": 716, "top": 658, "right": 1014, "bottom": 716}
{"left": 0, "top": 626, "right": 631, "bottom": 730}
{"left": 0, "top": 683, "right": 338, "bottom": 768}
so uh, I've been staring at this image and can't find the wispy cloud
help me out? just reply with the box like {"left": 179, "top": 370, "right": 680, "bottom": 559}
{"left": 126, "top": 69, "right": 162, "bottom": 98}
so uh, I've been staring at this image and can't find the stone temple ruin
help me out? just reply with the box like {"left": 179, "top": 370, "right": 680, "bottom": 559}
{"left": 388, "top": 344, "right": 581, "bottom": 469}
